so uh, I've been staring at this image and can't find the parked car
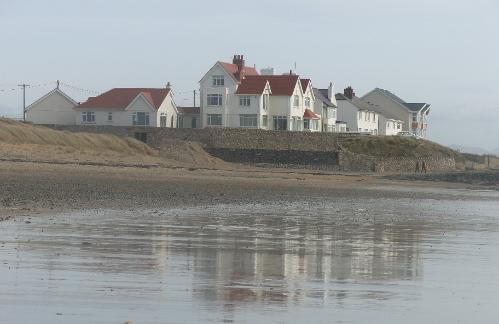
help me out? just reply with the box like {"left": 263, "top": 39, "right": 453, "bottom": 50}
{"left": 397, "top": 131, "right": 420, "bottom": 138}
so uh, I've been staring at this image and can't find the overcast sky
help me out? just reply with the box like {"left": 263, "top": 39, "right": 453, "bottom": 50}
{"left": 1, "top": 0, "right": 498, "bottom": 150}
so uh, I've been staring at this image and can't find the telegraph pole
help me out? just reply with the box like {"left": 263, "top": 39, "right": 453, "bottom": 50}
{"left": 18, "top": 83, "right": 30, "bottom": 121}
{"left": 193, "top": 89, "right": 197, "bottom": 107}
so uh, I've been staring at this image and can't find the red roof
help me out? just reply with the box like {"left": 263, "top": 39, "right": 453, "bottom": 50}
{"left": 219, "top": 62, "right": 259, "bottom": 81}
{"left": 238, "top": 75, "right": 299, "bottom": 96}
{"left": 235, "top": 77, "right": 269, "bottom": 95}
{"left": 178, "top": 106, "right": 200, "bottom": 114}
{"left": 303, "top": 108, "right": 320, "bottom": 120}
{"left": 300, "top": 79, "right": 311, "bottom": 92}
{"left": 77, "top": 88, "right": 170, "bottom": 110}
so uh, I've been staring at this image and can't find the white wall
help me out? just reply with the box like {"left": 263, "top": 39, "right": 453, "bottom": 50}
{"left": 26, "top": 90, "right": 76, "bottom": 125}
{"left": 74, "top": 94, "right": 177, "bottom": 127}
{"left": 200, "top": 63, "right": 237, "bottom": 128}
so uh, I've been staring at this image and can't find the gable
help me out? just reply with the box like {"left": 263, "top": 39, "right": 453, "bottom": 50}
{"left": 26, "top": 89, "right": 77, "bottom": 112}
{"left": 199, "top": 62, "right": 237, "bottom": 86}
{"left": 126, "top": 94, "right": 156, "bottom": 112}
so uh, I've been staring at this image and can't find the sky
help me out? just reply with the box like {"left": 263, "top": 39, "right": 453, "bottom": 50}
{"left": 1, "top": 0, "right": 498, "bottom": 150}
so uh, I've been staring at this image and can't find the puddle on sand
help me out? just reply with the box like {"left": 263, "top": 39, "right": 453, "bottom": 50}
{"left": 1, "top": 194, "right": 499, "bottom": 324}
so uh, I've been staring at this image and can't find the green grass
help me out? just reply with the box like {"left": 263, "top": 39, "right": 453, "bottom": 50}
{"left": 0, "top": 118, "right": 155, "bottom": 155}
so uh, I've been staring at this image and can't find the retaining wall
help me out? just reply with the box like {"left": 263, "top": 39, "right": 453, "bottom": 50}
{"left": 45, "top": 125, "right": 456, "bottom": 173}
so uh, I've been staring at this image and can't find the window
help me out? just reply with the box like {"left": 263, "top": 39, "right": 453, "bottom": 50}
{"left": 412, "top": 113, "right": 418, "bottom": 122}
{"left": 332, "top": 109, "right": 337, "bottom": 119}
{"left": 160, "top": 113, "right": 167, "bottom": 127}
{"left": 82, "top": 112, "right": 95, "bottom": 123}
{"left": 273, "top": 116, "right": 287, "bottom": 130}
{"left": 262, "top": 115, "right": 268, "bottom": 127}
{"left": 239, "top": 114, "right": 258, "bottom": 127}
{"left": 133, "top": 112, "right": 150, "bottom": 126}
{"left": 373, "top": 113, "right": 376, "bottom": 122}
{"left": 397, "top": 123, "right": 401, "bottom": 130}
{"left": 207, "top": 114, "right": 222, "bottom": 126}
{"left": 305, "top": 97, "right": 311, "bottom": 108}
{"left": 358, "top": 112, "right": 362, "bottom": 120}
{"left": 262, "top": 95, "right": 268, "bottom": 110}
{"left": 107, "top": 112, "right": 112, "bottom": 122}
{"left": 358, "top": 128, "right": 362, "bottom": 132}
{"left": 239, "top": 96, "right": 251, "bottom": 107}
{"left": 304, "top": 119, "right": 310, "bottom": 130}
{"left": 212, "top": 75, "right": 224, "bottom": 86}
{"left": 365, "top": 112, "right": 368, "bottom": 121}
{"left": 293, "top": 95, "right": 299, "bottom": 107}
{"left": 207, "top": 94, "right": 223, "bottom": 106}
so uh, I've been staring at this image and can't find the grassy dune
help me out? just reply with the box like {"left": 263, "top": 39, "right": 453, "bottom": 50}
{"left": 0, "top": 119, "right": 155, "bottom": 156}
{"left": 338, "top": 136, "right": 462, "bottom": 160}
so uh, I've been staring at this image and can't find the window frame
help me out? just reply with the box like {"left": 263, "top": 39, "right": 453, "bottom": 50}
{"left": 212, "top": 75, "right": 225, "bottom": 86}
{"left": 207, "top": 94, "right": 223, "bottom": 106}
{"left": 207, "top": 114, "right": 222, "bottom": 126}
{"left": 239, "top": 114, "right": 258, "bottom": 128}
{"left": 133, "top": 112, "right": 150, "bottom": 126}
{"left": 239, "top": 96, "right": 251, "bottom": 107}
{"left": 82, "top": 111, "right": 95, "bottom": 123}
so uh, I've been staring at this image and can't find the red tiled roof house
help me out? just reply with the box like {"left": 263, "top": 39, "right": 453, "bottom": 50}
{"left": 199, "top": 54, "right": 317, "bottom": 131}
{"left": 74, "top": 86, "right": 178, "bottom": 127}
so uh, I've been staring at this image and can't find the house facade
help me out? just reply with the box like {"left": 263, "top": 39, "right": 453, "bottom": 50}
{"left": 177, "top": 106, "right": 200, "bottom": 128}
{"left": 313, "top": 83, "right": 338, "bottom": 132}
{"left": 361, "top": 88, "right": 431, "bottom": 138}
{"left": 75, "top": 87, "right": 178, "bottom": 127}
{"left": 336, "top": 88, "right": 379, "bottom": 135}
{"left": 25, "top": 87, "right": 77, "bottom": 125}
{"left": 200, "top": 55, "right": 324, "bottom": 131}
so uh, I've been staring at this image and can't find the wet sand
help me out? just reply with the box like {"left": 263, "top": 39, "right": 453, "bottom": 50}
{"left": 0, "top": 160, "right": 488, "bottom": 220}
{"left": 2, "top": 161, "right": 499, "bottom": 323}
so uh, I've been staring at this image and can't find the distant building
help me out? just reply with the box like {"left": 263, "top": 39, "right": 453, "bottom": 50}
{"left": 313, "top": 83, "right": 338, "bottom": 132}
{"left": 199, "top": 54, "right": 320, "bottom": 131}
{"left": 25, "top": 86, "right": 77, "bottom": 125}
{"left": 336, "top": 87, "right": 380, "bottom": 135}
{"left": 361, "top": 88, "right": 430, "bottom": 138}
{"left": 75, "top": 87, "right": 178, "bottom": 127}
{"left": 177, "top": 106, "right": 200, "bottom": 128}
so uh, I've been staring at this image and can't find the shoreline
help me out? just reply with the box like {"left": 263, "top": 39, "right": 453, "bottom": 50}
{"left": 1, "top": 160, "right": 498, "bottom": 221}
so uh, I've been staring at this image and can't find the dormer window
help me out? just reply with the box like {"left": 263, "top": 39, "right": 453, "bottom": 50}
{"left": 305, "top": 97, "right": 311, "bottom": 108}
{"left": 212, "top": 75, "right": 225, "bottom": 86}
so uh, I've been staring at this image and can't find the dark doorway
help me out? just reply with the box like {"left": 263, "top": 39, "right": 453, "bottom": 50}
{"left": 134, "top": 132, "right": 148, "bottom": 143}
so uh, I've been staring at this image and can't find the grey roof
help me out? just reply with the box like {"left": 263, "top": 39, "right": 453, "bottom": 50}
{"left": 374, "top": 88, "right": 430, "bottom": 112}
{"left": 337, "top": 92, "right": 404, "bottom": 122}
{"left": 313, "top": 88, "right": 335, "bottom": 107}
{"left": 404, "top": 102, "right": 429, "bottom": 112}
{"left": 335, "top": 93, "right": 349, "bottom": 100}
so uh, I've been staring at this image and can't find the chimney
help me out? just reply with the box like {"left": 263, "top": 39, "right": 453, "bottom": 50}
{"left": 328, "top": 82, "right": 334, "bottom": 100}
{"left": 233, "top": 54, "right": 245, "bottom": 82}
{"left": 344, "top": 86, "right": 355, "bottom": 99}
{"left": 166, "top": 82, "right": 172, "bottom": 89}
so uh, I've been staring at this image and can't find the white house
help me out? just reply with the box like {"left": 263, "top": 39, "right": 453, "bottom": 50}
{"left": 361, "top": 88, "right": 431, "bottom": 138}
{"left": 336, "top": 87, "right": 380, "bottom": 135}
{"left": 313, "top": 83, "right": 338, "bottom": 132}
{"left": 25, "top": 86, "right": 78, "bottom": 125}
{"left": 199, "top": 55, "right": 259, "bottom": 128}
{"left": 75, "top": 87, "right": 178, "bottom": 127}
{"left": 200, "top": 54, "right": 318, "bottom": 131}
{"left": 378, "top": 114, "right": 404, "bottom": 136}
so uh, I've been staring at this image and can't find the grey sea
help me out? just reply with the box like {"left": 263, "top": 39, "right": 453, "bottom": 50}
{"left": 1, "top": 187, "right": 499, "bottom": 323}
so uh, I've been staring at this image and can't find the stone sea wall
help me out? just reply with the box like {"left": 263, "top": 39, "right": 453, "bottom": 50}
{"left": 45, "top": 125, "right": 456, "bottom": 173}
